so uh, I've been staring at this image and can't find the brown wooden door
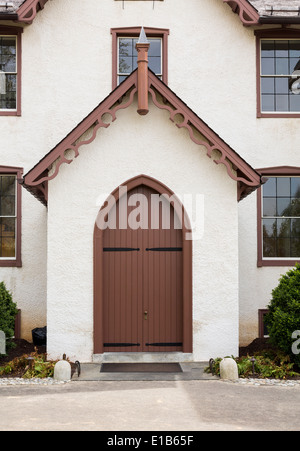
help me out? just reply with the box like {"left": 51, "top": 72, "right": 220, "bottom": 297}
{"left": 102, "top": 185, "right": 183, "bottom": 352}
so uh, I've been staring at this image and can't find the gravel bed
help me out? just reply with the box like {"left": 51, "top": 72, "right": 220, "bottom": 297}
{"left": 221, "top": 378, "right": 300, "bottom": 387}
{"left": 0, "top": 378, "right": 70, "bottom": 385}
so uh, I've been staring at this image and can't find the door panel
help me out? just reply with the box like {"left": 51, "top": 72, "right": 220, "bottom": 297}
{"left": 102, "top": 184, "right": 183, "bottom": 352}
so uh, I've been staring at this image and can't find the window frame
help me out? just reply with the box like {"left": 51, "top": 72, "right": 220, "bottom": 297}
{"left": 0, "top": 26, "right": 22, "bottom": 117}
{"left": 255, "top": 28, "right": 300, "bottom": 118}
{"left": 0, "top": 166, "right": 22, "bottom": 267}
{"left": 111, "top": 26, "right": 169, "bottom": 89}
{"left": 257, "top": 166, "right": 300, "bottom": 267}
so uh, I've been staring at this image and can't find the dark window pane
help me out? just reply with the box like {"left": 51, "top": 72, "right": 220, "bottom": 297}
{"left": 291, "top": 238, "right": 300, "bottom": 257}
{"left": 275, "top": 58, "right": 289, "bottom": 75}
{"left": 261, "top": 94, "right": 275, "bottom": 111}
{"left": 263, "top": 197, "right": 276, "bottom": 216}
{"left": 148, "top": 56, "right": 161, "bottom": 74}
{"left": 277, "top": 197, "right": 291, "bottom": 216}
{"left": 0, "top": 176, "right": 15, "bottom": 216}
{"left": 275, "top": 41, "right": 289, "bottom": 58}
{"left": 0, "top": 37, "right": 16, "bottom": 72}
{"left": 261, "top": 40, "right": 275, "bottom": 57}
{"left": 263, "top": 218, "right": 276, "bottom": 237}
{"left": 119, "top": 39, "right": 133, "bottom": 57}
{"left": 275, "top": 94, "right": 289, "bottom": 111}
{"left": 275, "top": 77, "right": 289, "bottom": 94}
{"left": 289, "top": 199, "right": 300, "bottom": 217}
{"left": 289, "top": 41, "right": 300, "bottom": 58}
{"left": 0, "top": 74, "right": 16, "bottom": 109}
{"left": 290, "top": 57, "right": 300, "bottom": 73}
{"left": 277, "top": 218, "right": 291, "bottom": 238}
{"left": 277, "top": 238, "right": 290, "bottom": 257}
{"left": 263, "top": 237, "right": 277, "bottom": 257}
{"left": 289, "top": 94, "right": 300, "bottom": 111}
{"left": 277, "top": 177, "right": 290, "bottom": 197}
{"left": 0, "top": 196, "right": 15, "bottom": 216}
{"left": 148, "top": 39, "right": 161, "bottom": 57}
{"left": 291, "top": 178, "right": 300, "bottom": 197}
{"left": 118, "top": 75, "right": 128, "bottom": 84}
{"left": 119, "top": 57, "right": 132, "bottom": 74}
{"left": 263, "top": 177, "right": 276, "bottom": 196}
{"left": 262, "top": 77, "right": 274, "bottom": 94}
{"left": 261, "top": 58, "right": 275, "bottom": 75}
{"left": 0, "top": 217, "right": 15, "bottom": 257}
{"left": 291, "top": 218, "right": 300, "bottom": 237}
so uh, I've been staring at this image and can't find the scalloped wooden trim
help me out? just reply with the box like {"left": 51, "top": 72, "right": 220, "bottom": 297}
{"left": 17, "top": 0, "right": 49, "bottom": 24}
{"left": 23, "top": 69, "right": 261, "bottom": 205}
{"left": 223, "top": 0, "right": 259, "bottom": 25}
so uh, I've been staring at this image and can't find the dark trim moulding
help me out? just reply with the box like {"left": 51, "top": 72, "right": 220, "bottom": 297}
{"left": 259, "top": 16, "right": 300, "bottom": 24}
{"left": 0, "top": 14, "right": 18, "bottom": 20}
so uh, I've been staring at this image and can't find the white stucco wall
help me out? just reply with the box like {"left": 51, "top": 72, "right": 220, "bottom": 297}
{"left": 46, "top": 100, "right": 239, "bottom": 362}
{"left": 0, "top": 0, "right": 299, "bottom": 346}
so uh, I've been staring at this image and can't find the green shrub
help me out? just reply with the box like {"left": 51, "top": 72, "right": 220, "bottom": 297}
{"left": 0, "top": 282, "right": 18, "bottom": 352}
{"left": 205, "top": 351, "right": 300, "bottom": 379}
{"left": 264, "top": 264, "right": 300, "bottom": 367}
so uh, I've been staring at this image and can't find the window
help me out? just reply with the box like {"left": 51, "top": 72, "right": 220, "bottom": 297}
{"left": 111, "top": 27, "right": 169, "bottom": 89}
{"left": 0, "top": 166, "right": 22, "bottom": 267}
{"left": 258, "top": 309, "right": 269, "bottom": 338}
{"left": 257, "top": 167, "right": 300, "bottom": 266}
{"left": 256, "top": 29, "right": 300, "bottom": 117}
{"left": 0, "top": 27, "right": 22, "bottom": 116}
{"left": 118, "top": 36, "right": 162, "bottom": 84}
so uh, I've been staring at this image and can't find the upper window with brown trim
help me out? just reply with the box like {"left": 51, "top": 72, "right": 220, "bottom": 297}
{"left": 111, "top": 26, "right": 169, "bottom": 89}
{"left": 257, "top": 166, "right": 300, "bottom": 267}
{"left": 0, "top": 26, "right": 22, "bottom": 116}
{"left": 0, "top": 166, "right": 22, "bottom": 267}
{"left": 255, "top": 29, "right": 300, "bottom": 118}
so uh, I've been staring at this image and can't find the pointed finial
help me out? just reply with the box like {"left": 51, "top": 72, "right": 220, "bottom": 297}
{"left": 138, "top": 26, "right": 149, "bottom": 44}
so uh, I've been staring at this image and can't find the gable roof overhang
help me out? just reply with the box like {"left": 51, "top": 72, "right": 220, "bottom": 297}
{"left": 21, "top": 69, "right": 263, "bottom": 207}
{"left": 0, "top": 0, "right": 50, "bottom": 24}
{"left": 224, "top": 0, "right": 300, "bottom": 25}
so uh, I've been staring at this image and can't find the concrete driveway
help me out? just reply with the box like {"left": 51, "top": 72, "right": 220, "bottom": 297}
{"left": 0, "top": 379, "right": 300, "bottom": 431}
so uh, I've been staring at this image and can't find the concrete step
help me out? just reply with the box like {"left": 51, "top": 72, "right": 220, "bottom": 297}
{"left": 72, "top": 362, "right": 219, "bottom": 381}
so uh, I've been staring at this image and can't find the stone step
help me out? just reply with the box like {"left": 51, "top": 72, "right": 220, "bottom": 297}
{"left": 72, "top": 362, "right": 219, "bottom": 381}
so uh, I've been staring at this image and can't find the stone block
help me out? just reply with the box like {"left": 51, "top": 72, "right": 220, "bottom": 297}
{"left": 53, "top": 360, "right": 71, "bottom": 381}
{"left": 219, "top": 357, "right": 239, "bottom": 380}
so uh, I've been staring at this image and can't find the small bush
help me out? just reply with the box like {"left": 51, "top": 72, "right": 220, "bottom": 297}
{"left": 0, "top": 282, "right": 18, "bottom": 352}
{"left": 265, "top": 263, "right": 300, "bottom": 367}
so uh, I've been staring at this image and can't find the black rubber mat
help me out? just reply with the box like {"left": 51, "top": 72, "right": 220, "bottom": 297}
{"left": 100, "top": 363, "right": 182, "bottom": 373}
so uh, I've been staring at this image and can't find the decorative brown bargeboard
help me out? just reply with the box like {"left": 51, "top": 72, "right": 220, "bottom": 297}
{"left": 22, "top": 68, "right": 262, "bottom": 204}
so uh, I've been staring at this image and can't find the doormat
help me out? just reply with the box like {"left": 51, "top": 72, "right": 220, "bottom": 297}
{"left": 100, "top": 363, "right": 183, "bottom": 373}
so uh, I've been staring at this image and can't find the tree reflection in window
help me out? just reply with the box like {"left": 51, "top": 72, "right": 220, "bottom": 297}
{"left": 0, "top": 36, "right": 17, "bottom": 110}
{"left": 118, "top": 37, "right": 162, "bottom": 84}
{"left": 262, "top": 177, "right": 300, "bottom": 257}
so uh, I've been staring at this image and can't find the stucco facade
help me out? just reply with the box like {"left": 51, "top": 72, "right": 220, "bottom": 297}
{"left": 0, "top": 0, "right": 299, "bottom": 359}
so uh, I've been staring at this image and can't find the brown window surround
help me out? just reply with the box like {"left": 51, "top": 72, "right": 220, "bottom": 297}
{"left": 258, "top": 309, "right": 269, "bottom": 338}
{"left": 257, "top": 166, "right": 300, "bottom": 267}
{"left": 111, "top": 26, "right": 169, "bottom": 89}
{"left": 0, "top": 166, "right": 22, "bottom": 267}
{"left": 0, "top": 26, "right": 22, "bottom": 117}
{"left": 255, "top": 28, "right": 300, "bottom": 118}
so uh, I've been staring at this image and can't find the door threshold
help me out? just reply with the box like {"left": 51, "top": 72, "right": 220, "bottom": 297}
{"left": 93, "top": 352, "right": 194, "bottom": 364}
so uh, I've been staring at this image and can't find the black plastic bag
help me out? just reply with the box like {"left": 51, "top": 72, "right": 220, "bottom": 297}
{"left": 32, "top": 326, "right": 47, "bottom": 346}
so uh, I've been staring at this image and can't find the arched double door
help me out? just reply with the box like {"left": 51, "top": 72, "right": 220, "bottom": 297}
{"left": 94, "top": 175, "right": 192, "bottom": 354}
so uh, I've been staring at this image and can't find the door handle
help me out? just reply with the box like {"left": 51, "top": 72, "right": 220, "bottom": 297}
{"left": 144, "top": 311, "right": 148, "bottom": 320}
